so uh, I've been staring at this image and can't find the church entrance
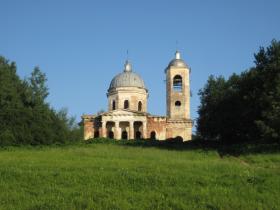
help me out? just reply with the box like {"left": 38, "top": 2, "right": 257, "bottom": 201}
{"left": 174, "top": 136, "right": 183, "bottom": 142}
{"left": 108, "top": 131, "right": 114, "bottom": 139}
{"left": 150, "top": 131, "right": 156, "bottom": 140}
{"left": 134, "top": 121, "right": 143, "bottom": 140}
{"left": 94, "top": 131, "right": 99, "bottom": 138}
{"left": 121, "top": 131, "right": 128, "bottom": 139}
{"left": 135, "top": 131, "right": 141, "bottom": 139}
{"left": 106, "top": 121, "right": 115, "bottom": 139}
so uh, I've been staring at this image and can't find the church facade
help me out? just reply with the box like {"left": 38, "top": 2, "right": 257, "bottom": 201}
{"left": 81, "top": 51, "right": 192, "bottom": 141}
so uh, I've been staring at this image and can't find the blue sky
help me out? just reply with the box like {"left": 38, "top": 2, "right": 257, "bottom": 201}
{"left": 1, "top": 0, "right": 280, "bottom": 128}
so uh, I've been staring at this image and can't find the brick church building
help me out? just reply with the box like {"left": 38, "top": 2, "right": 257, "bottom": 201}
{"left": 81, "top": 51, "right": 192, "bottom": 141}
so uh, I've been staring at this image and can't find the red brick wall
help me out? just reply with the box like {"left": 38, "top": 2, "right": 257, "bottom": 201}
{"left": 147, "top": 116, "right": 166, "bottom": 139}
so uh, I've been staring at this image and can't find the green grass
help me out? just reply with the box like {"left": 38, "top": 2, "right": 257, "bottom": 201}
{"left": 0, "top": 140, "right": 279, "bottom": 210}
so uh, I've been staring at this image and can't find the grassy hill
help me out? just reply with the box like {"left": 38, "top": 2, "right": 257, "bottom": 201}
{"left": 0, "top": 140, "right": 279, "bottom": 210}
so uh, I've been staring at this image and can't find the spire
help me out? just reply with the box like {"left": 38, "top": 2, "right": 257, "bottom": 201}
{"left": 175, "top": 50, "right": 181, "bottom": 59}
{"left": 124, "top": 60, "right": 132, "bottom": 72}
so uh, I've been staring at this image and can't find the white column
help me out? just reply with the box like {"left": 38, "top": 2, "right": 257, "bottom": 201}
{"left": 129, "top": 121, "right": 134, "bottom": 139}
{"left": 115, "top": 121, "right": 120, "bottom": 140}
{"left": 142, "top": 121, "right": 147, "bottom": 139}
{"left": 102, "top": 121, "right": 106, "bottom": 138}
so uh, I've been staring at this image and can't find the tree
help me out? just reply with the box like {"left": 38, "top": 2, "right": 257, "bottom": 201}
{"left": 28, "top": 66, "right": 49, "bottom": 104}
{"left": 0, "top": 56, "right": 82, "bottom": 146}
{"left": 0, "top": 56, "right": 29, "bottom": 145}
{"left": 253, "top": 40, "right": 280, "bottom": 141}
{"left": 197, "top": 40, "right": 280, "bottom": 143}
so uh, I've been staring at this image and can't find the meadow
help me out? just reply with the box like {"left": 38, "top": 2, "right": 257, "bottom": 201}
{"left": 0, "top": 140, "right": 279, "bottom": 210}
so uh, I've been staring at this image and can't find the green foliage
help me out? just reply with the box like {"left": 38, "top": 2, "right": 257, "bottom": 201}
{"left": 197, "top": 40, "right": 280, "bottom": 143}
{"left": 28, "top": 66, "right": 49, "bottom": 103}
{"left": 0, "top": 130, "right": 15, "bottom": 145}
{"left": 0, "top": 56, "right": 82, "bottom": 146}
{"left": 0, "top": 143, "right": 279, "bottom": 209}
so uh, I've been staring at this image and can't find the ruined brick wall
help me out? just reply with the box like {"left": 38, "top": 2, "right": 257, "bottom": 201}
{"left": 166, "top": 119, "right": 192, "bottom": 141}
{"left": 82, "top": 115, "right": 96, "bottom": 140}
{"left": 146, "top": 116, "right": 167, "bottom": 140}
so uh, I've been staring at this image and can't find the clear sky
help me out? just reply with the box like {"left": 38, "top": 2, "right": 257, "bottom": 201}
{"left": 1, "top": 0, "right": 280, "bottom": 129}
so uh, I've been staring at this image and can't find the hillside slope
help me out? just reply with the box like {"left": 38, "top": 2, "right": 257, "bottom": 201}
{"left": 0, "top": 143, "right": 279, "bottom": 210}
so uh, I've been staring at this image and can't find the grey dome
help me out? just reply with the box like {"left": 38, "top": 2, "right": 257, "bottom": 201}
{"left": 166, "top": 51, "right": 189, "bottom": 71}
{"left": 109, "top": 61, "right": 146, "bottom": 90}
{"left": 168, "top": 59, "right": 188, "bottom": 68}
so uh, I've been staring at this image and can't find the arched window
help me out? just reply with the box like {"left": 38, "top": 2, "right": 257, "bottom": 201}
{"left": 150, "top": 131, "right": 156, "bottom": 140}
{"left": 138, "top": 101, "right": 142, "bottom": 111}
{"left": 124, "top": 100, "right": 129, "bottom": 109}
{"left": 175, "top": 101, "right": 181, "bottom": 107}
{"left": 173, "top": 75, "right": 182, "bottom": 91}
{"left": 112, "top": 100, "right": 116, "bottom": 110}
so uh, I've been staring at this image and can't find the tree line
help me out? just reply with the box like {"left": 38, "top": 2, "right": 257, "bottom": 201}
{"left": 0, "top": 56, "right": 82, "bottom": 146}
{"left": 197, "top": 40, "right": 280, "bottom": 144}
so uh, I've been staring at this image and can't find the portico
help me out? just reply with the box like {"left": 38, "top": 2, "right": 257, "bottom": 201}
{"left": 100, "top": 110, "right": 147, "bottom": 140}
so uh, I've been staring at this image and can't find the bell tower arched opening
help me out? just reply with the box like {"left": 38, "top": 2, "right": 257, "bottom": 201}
{"left": 173, "top": 75, "right": 182, "bottom": 92}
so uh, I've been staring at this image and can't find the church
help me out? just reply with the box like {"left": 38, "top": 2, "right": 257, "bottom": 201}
{"left": 81, "top": 51, "right": 192, "bottom": 141}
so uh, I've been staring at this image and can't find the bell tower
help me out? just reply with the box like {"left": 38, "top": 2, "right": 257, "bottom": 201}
{"left": 166, "top": 51, "right": 190, "bottom": 119}
{"left": 165, "top": 51, "right": 192, "bottom": 141}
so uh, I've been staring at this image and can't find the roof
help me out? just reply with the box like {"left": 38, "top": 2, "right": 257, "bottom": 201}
{"left": 108, "top": 60, "right": 146, "bottom": 90}
{"left": 165, "top": 51, "right": 189, "bottom": 73}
